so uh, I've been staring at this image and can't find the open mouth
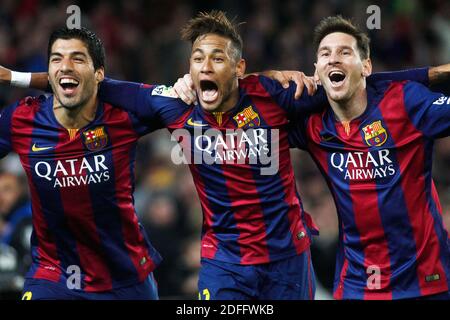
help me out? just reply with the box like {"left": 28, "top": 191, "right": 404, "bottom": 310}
{"left": 59, "top": 77, "right": 80, "bottom": 95}
{"left": 199, "top": 80, "right": 219, "bottom": 103}
{"left": 328, "top": 70, "right": 346, "bottom": 86}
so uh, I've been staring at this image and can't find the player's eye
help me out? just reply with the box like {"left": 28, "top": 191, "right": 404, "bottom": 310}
{"left": 320, "top": 51, "right": 330, "bottom": 57}
{"left": 51, "top": 57, "right": 62, "bottom": 63}
{"left": 192, "top": 56, "right": 203, "bottom": 63}
{"left": 73, "top": 57, "right": 85, "bottom": 62}
{"left": 214, "top": 57, "right": 224, "bottom": 62}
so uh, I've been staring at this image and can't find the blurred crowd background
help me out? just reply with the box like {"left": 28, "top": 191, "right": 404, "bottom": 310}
{"left": 0, "top": 0, "right": 449, "bottom": 299}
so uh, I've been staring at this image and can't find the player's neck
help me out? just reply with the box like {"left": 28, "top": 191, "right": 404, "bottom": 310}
{"left": 53, "top": 94, "right": 98, "bottom": 129}
{"left": 329, "top": 86, "right": 367, "bottom": 122}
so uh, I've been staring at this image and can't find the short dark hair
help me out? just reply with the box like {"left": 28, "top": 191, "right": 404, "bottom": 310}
{"left": 313, "top": 16, "right": 370, "bottom": 59}
{"left": 180, "top": 10, "right": 244, "bottom": 61}
{"left": 48, "top": 27, "right": 105, "bottom": 70}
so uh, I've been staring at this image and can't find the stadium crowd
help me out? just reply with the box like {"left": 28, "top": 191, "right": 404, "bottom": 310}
{"left": 0, "top": 0, "right": 448, "bottom": 299}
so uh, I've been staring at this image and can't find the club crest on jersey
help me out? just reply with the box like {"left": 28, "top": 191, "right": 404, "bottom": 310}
{"left": 362, "top": 120, "right": 388, "bottom": 147}
{"left": 82, "top": 126, "right": 108, "bottom": 151}
{"left": 233, "top": 106, "right": 260, "bottom": 128}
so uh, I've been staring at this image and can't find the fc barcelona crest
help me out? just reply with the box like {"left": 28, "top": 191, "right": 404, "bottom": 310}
{"left": 233, "top": 106, "right": 260, "bottom": 128}
{"left": 82, "top": 126, "right": 108, "bottom": 151}
{"left": 362, "top": 120, "right": 388, "bottom": 147}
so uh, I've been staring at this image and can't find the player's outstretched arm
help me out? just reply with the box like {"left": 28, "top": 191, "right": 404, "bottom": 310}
{"left": 245, "top": 70, "right": 317, "bottom": 98}
{"left": 0, "top": 65, "right": 48, "bottom": 91}
{"left": 173, "top": 70, "right": 317, "bottom": 104}
{"left": 429, "top": 63, "right": 450, "bottom": 84}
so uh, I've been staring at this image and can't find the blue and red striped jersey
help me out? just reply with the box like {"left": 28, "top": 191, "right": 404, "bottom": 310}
{"left": 99, "top": 75, "right": 324, "bottom": 265}
{"left": 289, "top": 80, "right": 450, "bottom": 299}
{"left": 98, "top": 68, "right": 429, "bottom": 266}
{"left": 0, "top": 95, "right": 162, "bottom": 292}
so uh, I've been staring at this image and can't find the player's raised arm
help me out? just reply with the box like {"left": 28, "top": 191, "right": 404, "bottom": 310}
{"left": 0, "top": 65, "right": 48, "bottom": 91}
{"left": 428, "top": 63, "right": 450, "bottom": 84}
{"left": 369, "top": 63, "right": 450, "bottom": 86}
{"left": 402, "top": 81, "right": 450, "bottom": 139}
{"left": 173, "top": 70, "right": 318, "bottom": 103}
{"left": 98, "top": 78, "right": 191, "bottom": 127}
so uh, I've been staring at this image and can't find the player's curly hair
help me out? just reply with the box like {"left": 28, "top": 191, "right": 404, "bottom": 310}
{"left": 313, "top": 15, "right": 370, "bottom": 59}
{"left": 48, "top": 27, "right": 105, "bottom": 71}
{"left": 181, "top": 10, "right": 244, "bottom": 62}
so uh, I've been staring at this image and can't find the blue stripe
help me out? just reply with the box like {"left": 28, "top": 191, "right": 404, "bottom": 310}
{"left": 320, "top": 111, "right": 365, "bottom": 299}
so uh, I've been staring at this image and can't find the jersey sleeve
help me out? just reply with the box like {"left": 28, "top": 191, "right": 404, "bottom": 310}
{"left": 0, "top": 102, "right": 18, "bottom": 158}
{"left": 368, "top": 67, "right": 429, "bottom": 86}
{"left": 98, "top": 78, "right": 190, "bottom": 128}
{"left": 257, "top": 75, "right": 328, "bottom": 119}
{"left": 288, "top": 115, "right": 310, "bottom": 150}
{"left": 402, "top": 81, "right": 450, "bottom": 139}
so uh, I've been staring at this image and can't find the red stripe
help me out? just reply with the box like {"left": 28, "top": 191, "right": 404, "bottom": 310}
{"left": 188, "top": 162, "right": 219, "bottom": 259}
{"left": 103, "top": 104, "right": 156, "bottom": 281}
{"left": 334, "top": 247, "right": 348, "bottom": 300}
{"left": 243, "top": 79, "right": 310, "bottom": 256}
{"left": 11, "top": 101, "right": 62, "bottom": 281}
{"left": 378, "top": 83, "right": 448, "bottom": 296}
{"left": 54, "top": 128, "right": 112, "bottom": 291}
{"left": 339, "top": 119, "right": 392, "bottom": 300}
{"left": 221, "top": 160, "right": 270, "bottom": 264}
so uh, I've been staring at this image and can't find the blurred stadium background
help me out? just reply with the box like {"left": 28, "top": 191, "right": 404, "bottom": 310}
{"left": 0, "top": 0, "right": 448, "bottom": 299}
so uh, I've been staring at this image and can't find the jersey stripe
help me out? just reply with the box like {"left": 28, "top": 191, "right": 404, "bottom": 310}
{"left": 54, "top": 127, "right": 113, "bottom": 291}
{"left": 378, "top": 83, "right": 448, "bottom": 296}
{"left": 102, "top": 103, "right": 156, "bottom": 283}
{"left": 11, "top": 101, "right": 62, "bottom": 282}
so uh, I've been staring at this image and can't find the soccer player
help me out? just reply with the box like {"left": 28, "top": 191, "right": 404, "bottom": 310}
{"left": 288, "top": 16, "right": 450, "bottom": 300}
{"left": 0, "top": 27, "right": 162, "bottom": 300}
{"left": 3, "top": 13, "right": 445, "bottom": 300}
{"left": 87, "top": 12, "right": 439, "bottom": 300}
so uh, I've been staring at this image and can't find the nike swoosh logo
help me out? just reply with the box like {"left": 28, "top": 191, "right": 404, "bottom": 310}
{"left": 187, "top": 118, "right": 208, "bottom": 127}
{"left": 32, "top": 143, "right": 53, "bottom": 152}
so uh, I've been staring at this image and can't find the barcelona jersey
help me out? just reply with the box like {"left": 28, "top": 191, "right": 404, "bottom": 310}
{"left": 99, "top": 75, "right": 325, "bottom": 265}
{"left": 0, "top": 95, "right": 162, "bottom": 292}
{"left": 98, "top": 69, "right": 429, "bottom": 266}
{"left": 289, "top": 80, "right": 450, "bottom": 299}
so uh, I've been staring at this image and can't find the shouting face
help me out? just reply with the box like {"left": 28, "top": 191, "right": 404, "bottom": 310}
{"left": 48, "top": 38, "right": 104, "bottom": 110}
{"left": 315, "top": 32, "right": 371, "bottom": 104}
{"left": 189, "top": 33, "right": 245, "bottom": 113}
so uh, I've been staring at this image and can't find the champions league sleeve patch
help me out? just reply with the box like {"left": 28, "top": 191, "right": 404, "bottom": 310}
{"left": 151, "top": 85, "right": 178, "bottom": 98}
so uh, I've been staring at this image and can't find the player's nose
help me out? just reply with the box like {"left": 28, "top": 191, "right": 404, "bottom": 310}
{"left": 200, "top": 57, "right": 213, "bottom": 73}
{"left": 60, "top": 57, "right": 75, "bottom": 72}
{"left": 328, "top": 51, "right": 341, "bottom": 65}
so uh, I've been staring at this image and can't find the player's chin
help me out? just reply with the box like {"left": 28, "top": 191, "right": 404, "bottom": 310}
{"left": 200, "top": 99, "right": 221, "bottom": 112}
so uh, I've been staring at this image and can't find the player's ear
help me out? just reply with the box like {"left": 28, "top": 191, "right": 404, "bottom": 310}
{"left": 236, "top": 58, "right": 246, "bottom": 78}
{"left": 362, "top": 58, "right": 372, "bottom": 77}
{"left": 95, "top": 67, "right": 105, "bottom": 83}
{"left": 313, "top": 63, "right": 321, "bottom": 85}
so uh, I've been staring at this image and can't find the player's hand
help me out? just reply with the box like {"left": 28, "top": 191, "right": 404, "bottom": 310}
{"left": 0, "top": 65, "right": 12, "bottom": 84}
{"left": 174, "top": 74, "right": 197, "bottom": 105}
{"left": 259, "top": 70, "right": 317, "bottom": 99}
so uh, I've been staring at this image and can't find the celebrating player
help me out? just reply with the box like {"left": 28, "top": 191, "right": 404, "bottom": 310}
{"left": 288, "top": 16, "right": 450, "bottom": 300}
{"left": 3, "top": 12, "right": 446, "bottom": 300}
{"left": 0, "top": 27, "right": 162, "bottom": 300}
{"left": 91, "top": 11, "right": 440, "bottom": 299}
